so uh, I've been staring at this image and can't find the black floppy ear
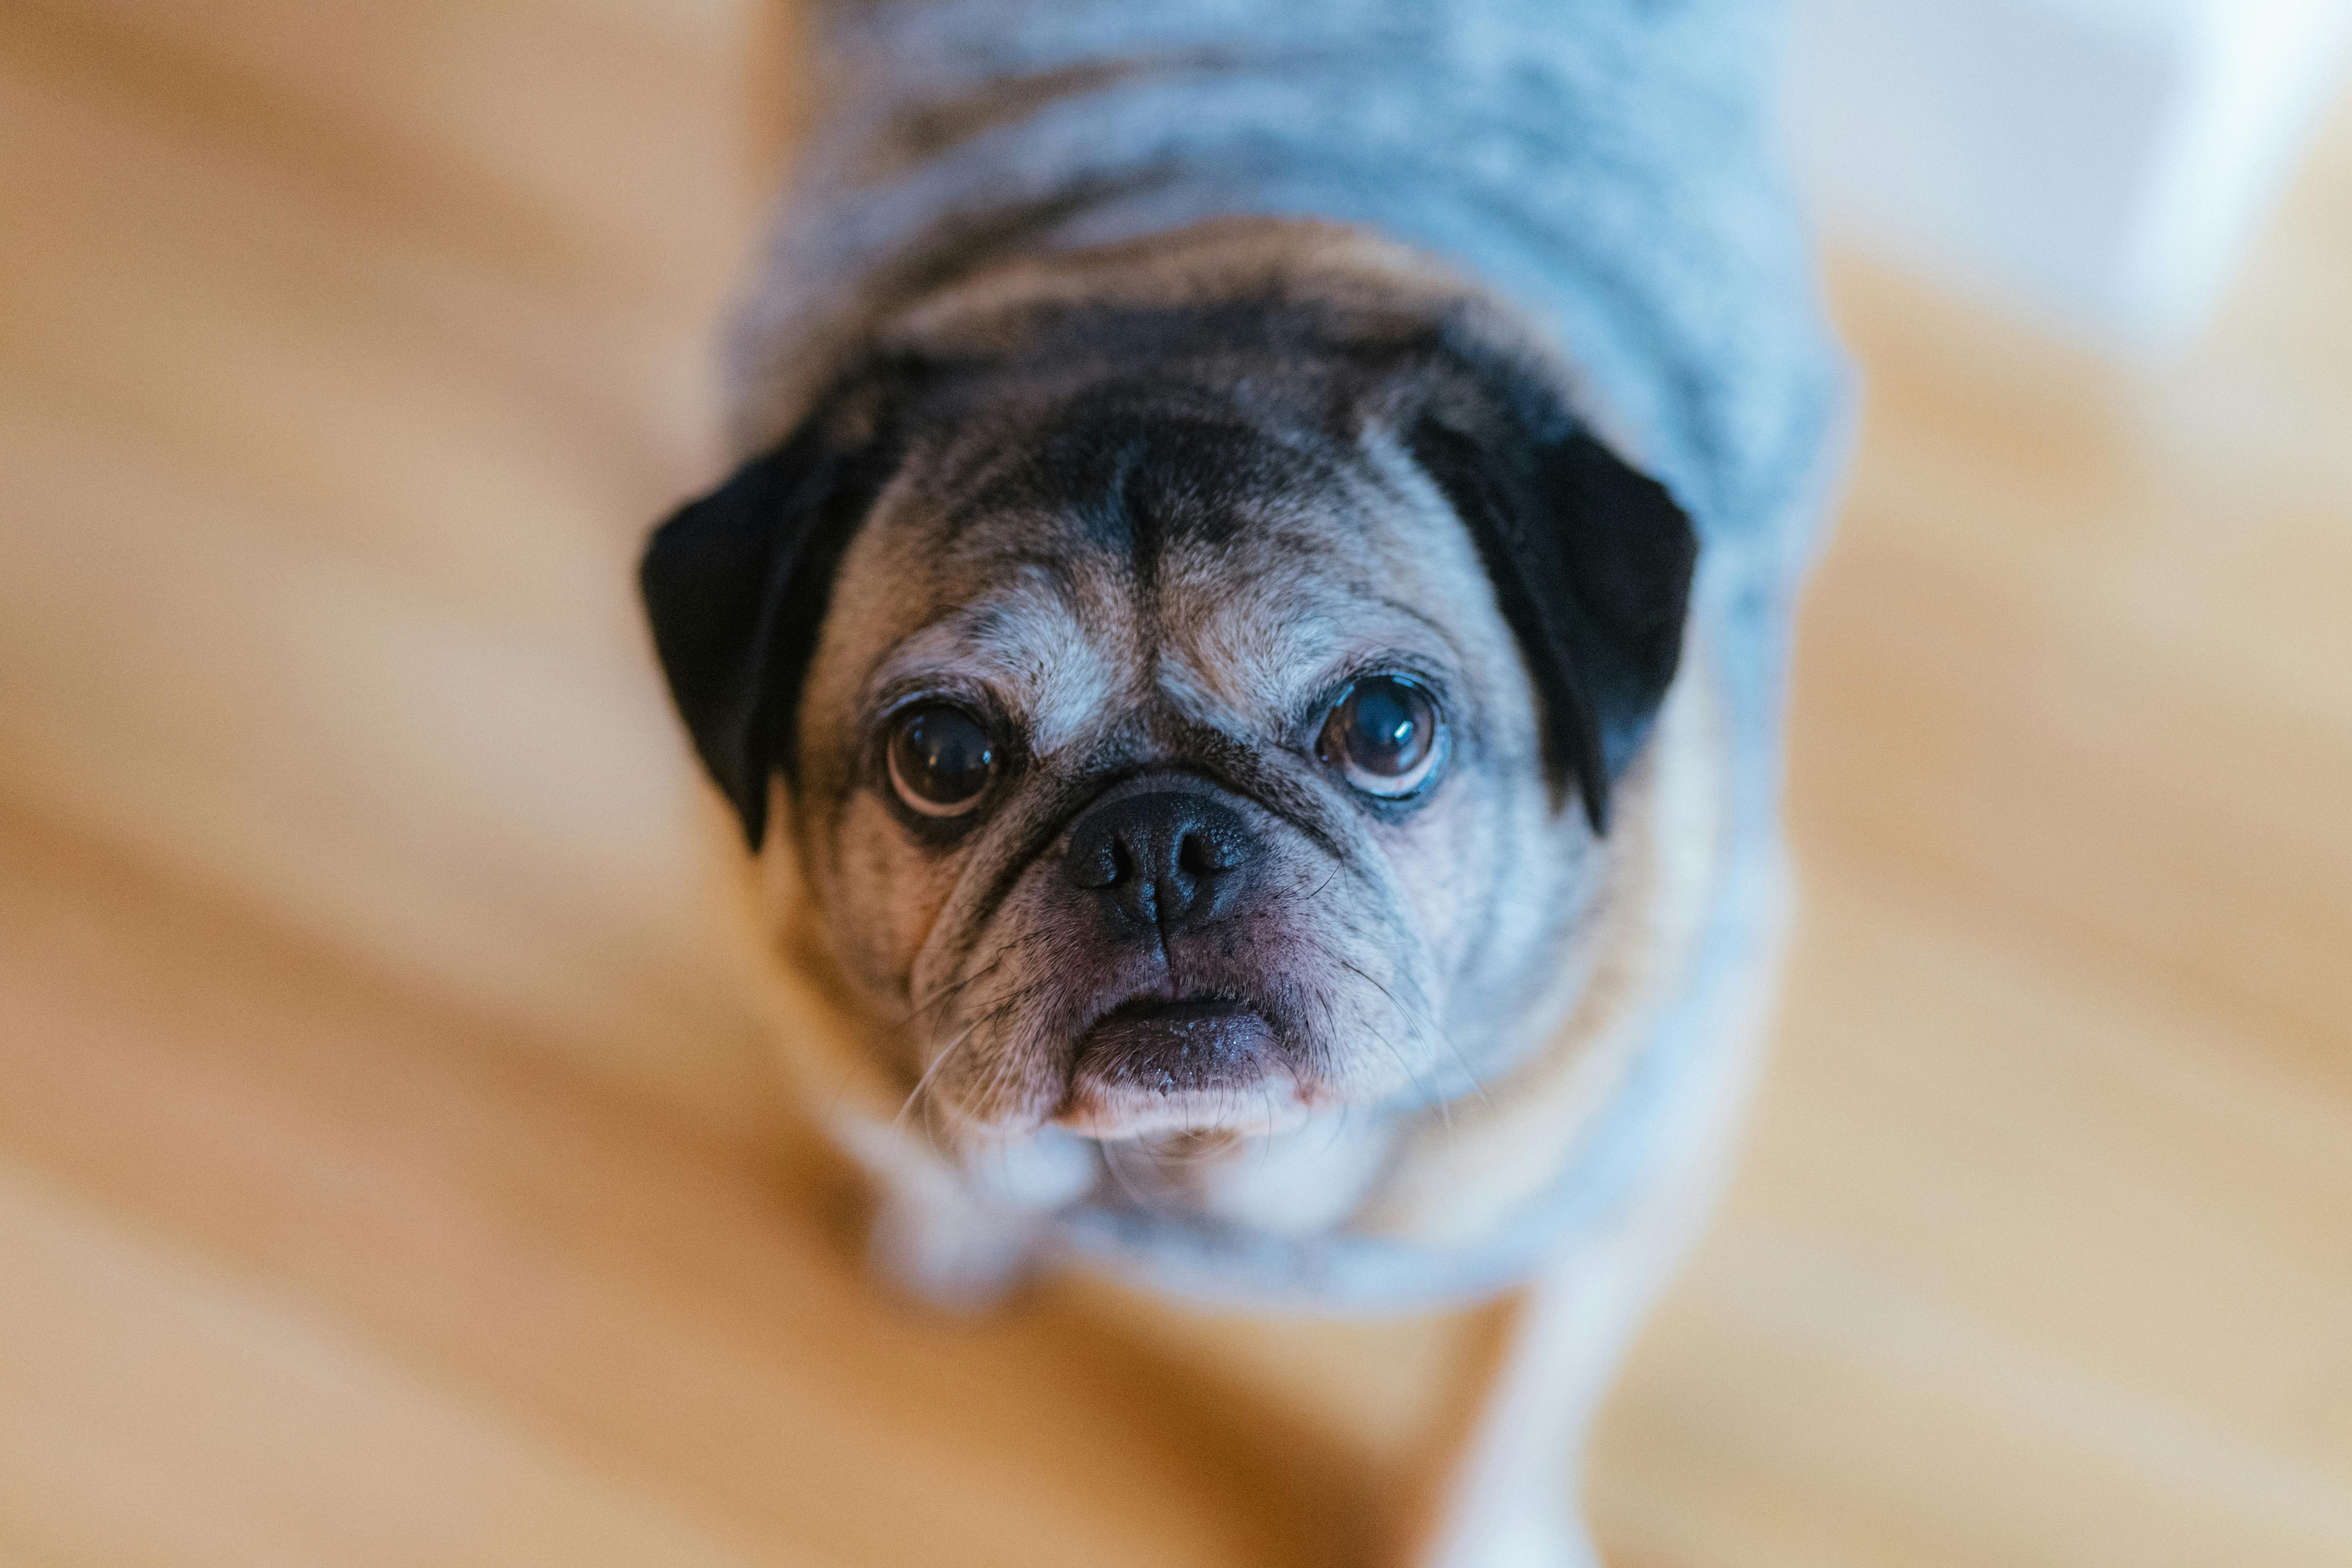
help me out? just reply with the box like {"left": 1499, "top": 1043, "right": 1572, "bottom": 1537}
{"left": 639, "top": 374, "right": 907, "bottom": 850}
{"left": 1407, "top": 386, "right": 1698, "bottom": 835}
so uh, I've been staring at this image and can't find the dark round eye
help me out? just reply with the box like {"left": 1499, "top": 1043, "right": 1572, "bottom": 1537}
{"left": 1317, "top": 675, "right": 1445, "bottom": 799}
{"left": 886, "top": 704, "right": 997, "bottom": 817}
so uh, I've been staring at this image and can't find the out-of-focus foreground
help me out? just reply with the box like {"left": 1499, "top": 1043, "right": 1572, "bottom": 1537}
{"left": 3, "top": 5, "right": 2350, "bottom": 1565}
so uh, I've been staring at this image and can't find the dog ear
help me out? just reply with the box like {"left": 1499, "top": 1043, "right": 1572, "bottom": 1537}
{"left": 1406, "top": 367, "right": 1698, "bottom": 835}
{"left": 639, "top": 368, "right": 910, "bottom": 850}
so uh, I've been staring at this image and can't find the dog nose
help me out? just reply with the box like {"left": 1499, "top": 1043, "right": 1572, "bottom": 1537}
{"left": 1063, "top": 789, "right": 1255, "bottom": 937}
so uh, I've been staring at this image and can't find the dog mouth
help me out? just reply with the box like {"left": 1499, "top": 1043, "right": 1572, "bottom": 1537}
{"left": 1055, "top": 991, "right": 1299, "bottom": 1136}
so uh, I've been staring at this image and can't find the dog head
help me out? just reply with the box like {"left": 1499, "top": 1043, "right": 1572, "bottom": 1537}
{"left": 642, "top": 238, "right": 1696, "bottom": 1156}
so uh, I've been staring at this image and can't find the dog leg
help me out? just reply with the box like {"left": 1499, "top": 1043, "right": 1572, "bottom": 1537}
{"left": 1400, "top": 1198, "right": 1680, "bottom": 1568}
{"left": 866, "top": 1177, "right": 1047, "bottom": 1311}
{"left": 1399, "top": 920, "right": 1784, "bottom": 1567}
{"left": 858, "top": 1125, "right": 1098, "bottom": 1311}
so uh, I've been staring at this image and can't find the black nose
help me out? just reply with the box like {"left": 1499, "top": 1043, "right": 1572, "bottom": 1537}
{"left": 1063, "top": 790, "right": 1256, "bottom": 938}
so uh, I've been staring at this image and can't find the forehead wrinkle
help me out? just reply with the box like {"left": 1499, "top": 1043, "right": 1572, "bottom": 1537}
{"left": 1156, "top": 545, "right": 1465, "bottom": 733}
{"left": 1148, "top": 447, "right": 1456, "bottom": 699}
{"left": 1156, "top": 570, "right": 1352, "bottom": 729}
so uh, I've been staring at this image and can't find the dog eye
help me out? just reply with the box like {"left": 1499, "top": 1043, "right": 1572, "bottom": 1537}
{"left": 886, "top": 704, "right": 997, "bottom": 817}
{"left": 1317, "top": 675, "right": 1445, "bottom": 798}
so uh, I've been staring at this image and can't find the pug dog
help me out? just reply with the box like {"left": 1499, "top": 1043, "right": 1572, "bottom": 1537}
{"left": 641, "top": 3, "right": 1848, "bottom": 1564}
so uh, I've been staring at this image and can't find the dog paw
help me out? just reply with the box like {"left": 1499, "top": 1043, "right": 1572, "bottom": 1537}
{"left": 865, "top": 1187, "right": 1042, "bottom": 1313}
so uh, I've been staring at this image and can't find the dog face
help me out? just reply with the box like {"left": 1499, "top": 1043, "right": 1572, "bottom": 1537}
{"left": 796, "top": 388, "right": 1560, "bottom": 1145}
{"left": 642, "top": 250, "right": 1696, "bottom": 1160}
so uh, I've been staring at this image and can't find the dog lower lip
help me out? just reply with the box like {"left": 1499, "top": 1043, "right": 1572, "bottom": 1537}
{"left": 1089, "top": 995, "right": 1256, "bottom": 1029}
{"left": 1071, "top": 995, "right": 1275, "bottom": 1100}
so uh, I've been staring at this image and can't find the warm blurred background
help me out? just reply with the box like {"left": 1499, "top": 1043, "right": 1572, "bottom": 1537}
{"left": 3, "top": 3, "right": 2350, "bottom": 1565}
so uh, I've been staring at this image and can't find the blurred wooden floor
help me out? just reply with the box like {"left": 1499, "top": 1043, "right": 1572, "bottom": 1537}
{"left": 4, "top": 4, "right": 2350, "bottom": 1564}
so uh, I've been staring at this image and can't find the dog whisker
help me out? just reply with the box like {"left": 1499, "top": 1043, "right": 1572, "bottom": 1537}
{"left": 1355, "top": 1010, "right": 1452, "bottom": 1145}
{"left": 1362, "top": 958, "right": 1487, "bottom": 1109}
{"left": 1100, "top": 1139, "right": 1162, "bottom": 1211}
{"left": 891, "top": 1018, "right": 983, "bottom": 1141}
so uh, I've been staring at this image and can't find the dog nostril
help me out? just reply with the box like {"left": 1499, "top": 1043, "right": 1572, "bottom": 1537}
{"left": 1176, "top": 829, "right": 1230, "bottom": 877}
{"left": 1067, "top": 829, "right": 1121, "bottom": 890}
